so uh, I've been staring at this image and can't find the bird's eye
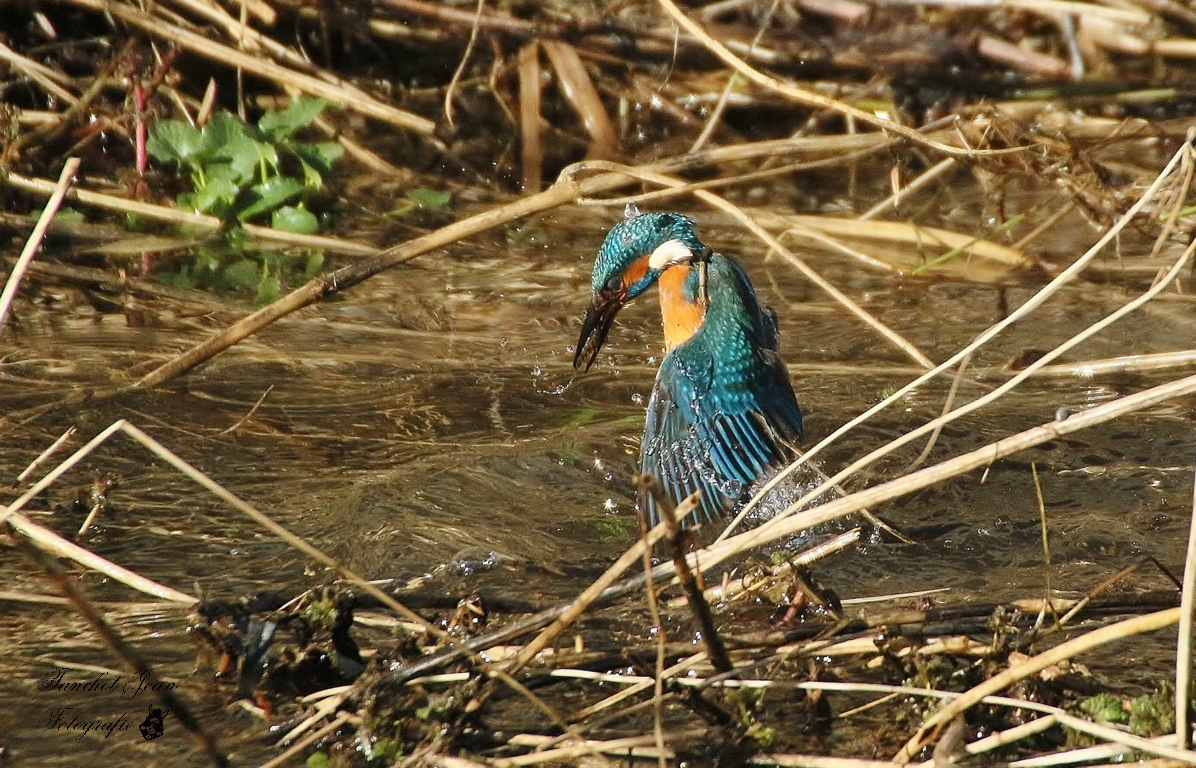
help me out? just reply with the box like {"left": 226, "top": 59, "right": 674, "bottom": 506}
{"left": 604, "top": 274, "right": 623, "bottom": 293}
{"left": 658, "top": 214, "right": 676, "bottom": 228}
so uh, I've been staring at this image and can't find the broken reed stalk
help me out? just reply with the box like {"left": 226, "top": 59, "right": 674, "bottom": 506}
{"left": 55, "top": 0, "right": 435, "bottom": 135}
{"left": 894, "top": 609, "right": 1183, "bottom": 761}
{"left": 0, "top": 157, "right": 80, "bottom": 332}
{"left": 7, "top": 512, "right": 196, "bottom": 603}
{"left": 0, "top": 420, "right": 435, "bottom": 630}
{"left": 14, "top": 424, "right": 75, "bottom": 483}
{"left": 505, "top": 509, "right": 677, "bottom": 674}
{"left": 632, "top": 479, "right": 670, "bottom": 768}
{"left": 726, "top": 138, "right": 1196, "bottom": 540}
{"left": 1177, "top": 452, "right": 1196, "bottom": 749}
{"left": 637, "top": 475, "right": 733, "bottom": 675}
{"left": 681, "top": 368, "right": 1196, "bottom": 587}
{"left": 9, "top": 527, "right": 229, "bottom": 768}
{"left": 4, "top": 419, "right": 582, "bottom": 743}
{"left": 653, "top": 0, "right": 1018, "bottom": 158}
{"left": 3, "top": 171, "right": 377, "bottom": 255}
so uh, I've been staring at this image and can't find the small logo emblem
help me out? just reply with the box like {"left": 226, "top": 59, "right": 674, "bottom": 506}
{"left": 139, "top": 706, "right": 166, "bottom": 740}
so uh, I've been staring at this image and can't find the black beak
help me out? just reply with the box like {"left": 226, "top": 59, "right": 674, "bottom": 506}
{"left": 573, "top": 290, "right": 624, "bottom": 372}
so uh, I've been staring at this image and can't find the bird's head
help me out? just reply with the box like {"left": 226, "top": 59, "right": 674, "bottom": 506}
{"left": 574, "top": 206, "right": 706, "bottom": 371}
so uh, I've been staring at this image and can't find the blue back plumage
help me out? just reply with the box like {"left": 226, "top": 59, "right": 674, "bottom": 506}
{"left": 641, "top": 253, "right": 803, "bottom": 527}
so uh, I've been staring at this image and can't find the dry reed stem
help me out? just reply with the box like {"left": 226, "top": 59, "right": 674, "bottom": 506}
{"left": 723, "top": 137, "right": 1193, "bottom": 540}
{"left": 690, "top": 0, "right": 779, "bottom": 153}
{"left": 894, "top": 608, "right": 1184, "bottom": 762}
{"left": 7, "top": 512, "right": 198, "bottom": 603}
{"left": 881, "top": 0, "right": 1151, "bottom": 24}
{"left": 654, "top": 0, "right": 1019, "bottom": 158}
{"left": 0, "top": 39, "right": 77, "bottom": 104}
{"left": 0, "top": 157, "right": 80, "bottom": 332}
{"left": 1177, "top": 455, "right": 1196, "bottom": 748}
{"left": 506, "top": 503, "right": 681, "bottom": 673}
{"left": 600, "top": 142, "right": 897, "bottom": 213}
{"left": 641, "top": 476, "right": 733, "bottom": 673}
{"left": 967, "top": 714, "right": 1059, "bottom": 755}
{"left": 443, "top": 0, "right": 486, "bottom": 129}
{"left": 1033, "top": 349, "right": 1196, "bottom": 377}
{"left": 14, "top": 425, "right": 75, "bottom": 483}
{"left": 1048, "top": 712, "right": 1196, "bottom": 764}
{"left": 690, "top": 368, "right": 1196, "bottom": 584}
{"left": 275, "top": 692, "right": 345, "bottom": 746}
{"left": 497, "top": 728, "right": 708, "bottom": 766}
{"left": 633, "top": 483, "right": 670, "bottom": 768}
{"left": 760, "top": 211, "right": 1030, "bottom": 268}
{"left": 518, "top": 41, "right": 543, "bottom": 193}
{"left": 57, "top": 0, "right": 435, "bottom": 135}
{"left": 1032, "top": 461, "right": 1055, "bottom": 631}
{"left": 1009, "top": 740, "right": 1178, "bottom": 767}
{"left": 765, "top": 160, "right": 1193, "bottom": 533}
{"left": 858, "top": 158, "right": 957, "bottom": 220}
{"left": 577, "top": 160, "right": 935, "bottom": 367}
{"left": 11, "top": 529, "right": 228, "bottom": 767}
{"left": 906, "top": 353, "right": 969, "bottom": 472}
{"left": 568, "top": 652, "right": 707, "bottom": 721}
{"left": 4, "top": 171, "right": 377, "bottom": 256}
{"left": 679, "top": 528, "right": 861, "bottom": 606}
{"left": 257, "top": 712, "right": 352, "bottom": 768}
{"left": 542, "top": 41, "right": 619, "bottom": 159}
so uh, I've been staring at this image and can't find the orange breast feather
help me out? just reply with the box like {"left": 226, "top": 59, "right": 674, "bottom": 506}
{"left": 659, "top": 265, "right": 706, "bottom": 351}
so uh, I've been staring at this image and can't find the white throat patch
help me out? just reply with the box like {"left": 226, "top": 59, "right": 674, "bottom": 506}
{"left": 647, "top": 239, "right": 694, "bottom": 270}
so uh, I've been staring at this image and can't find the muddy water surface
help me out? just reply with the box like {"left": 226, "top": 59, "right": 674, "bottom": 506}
{"left": 1, "top": 197, "right": 1193, "bottom": 764}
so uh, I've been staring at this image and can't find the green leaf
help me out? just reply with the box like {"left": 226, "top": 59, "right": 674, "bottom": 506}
{"left": 192, "top": 175, "right": 240, "bottom": 215}
{"left": 198, "top": 113, "right": 252, "bottom": 154}
{"left": 271, "top": 204, "right": 319, "bottom": 234}
{"left": 304, "top": 250, "right": 325, "bottom": 278}
{"left": 292, "top": 142, "right": 343, "bottom": 188}
{"left": 222, "top": 258, "right": 260, "bottom": 288}
{"left": 194, "top": 249, "right": 221, "bottom": 274}
{"left": 259, "top": 96, "right": 330, "bottom": 139}
{"left": 147, "top": 120, "right": 203, "bottom": 163}
{"left": 237, "top": 177, "right": 304, "bottom": 221}
{"left": 407, "top": 187, "right": 451, "bottom": 210}
{"left": 200, "top": 114, "right": 273, "bottom": 183}
{"left": 165, "top": 265, "right": 194, "bottom": 290}
{"left": 256, "top": 265, "right": 281, "bottom": 304}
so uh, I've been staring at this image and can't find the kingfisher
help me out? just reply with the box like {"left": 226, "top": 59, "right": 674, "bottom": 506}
{"left": 574, "top": 207, "right": 804, "bottom": 527}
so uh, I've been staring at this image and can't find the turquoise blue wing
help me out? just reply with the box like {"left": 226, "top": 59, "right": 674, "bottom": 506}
{"left": 640, "top": 369, "right": 732, "bottom": 528}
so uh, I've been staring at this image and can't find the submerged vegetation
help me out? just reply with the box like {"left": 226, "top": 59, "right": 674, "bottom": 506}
{"left": 4, "top": 0, "right": 1196, "bottom": 766}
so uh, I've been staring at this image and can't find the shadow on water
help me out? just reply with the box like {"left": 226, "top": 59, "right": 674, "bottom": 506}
{"left": 2, "top": 192, "right": 1193, "bottom": 761}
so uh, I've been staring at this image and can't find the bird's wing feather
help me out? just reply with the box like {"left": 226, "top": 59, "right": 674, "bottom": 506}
{"left": 673, "top": 257, "right": 804, "bottom": 499}
{"left": 641, "top": 365, "right": 729, "bottom": 528}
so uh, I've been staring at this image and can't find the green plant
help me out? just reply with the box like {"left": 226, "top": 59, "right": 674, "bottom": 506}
{"left": 147, "top": 97, "right": 343, "bottom": 233}
{"left": 160, "top": 245, "right": 324, "bottom": 304}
